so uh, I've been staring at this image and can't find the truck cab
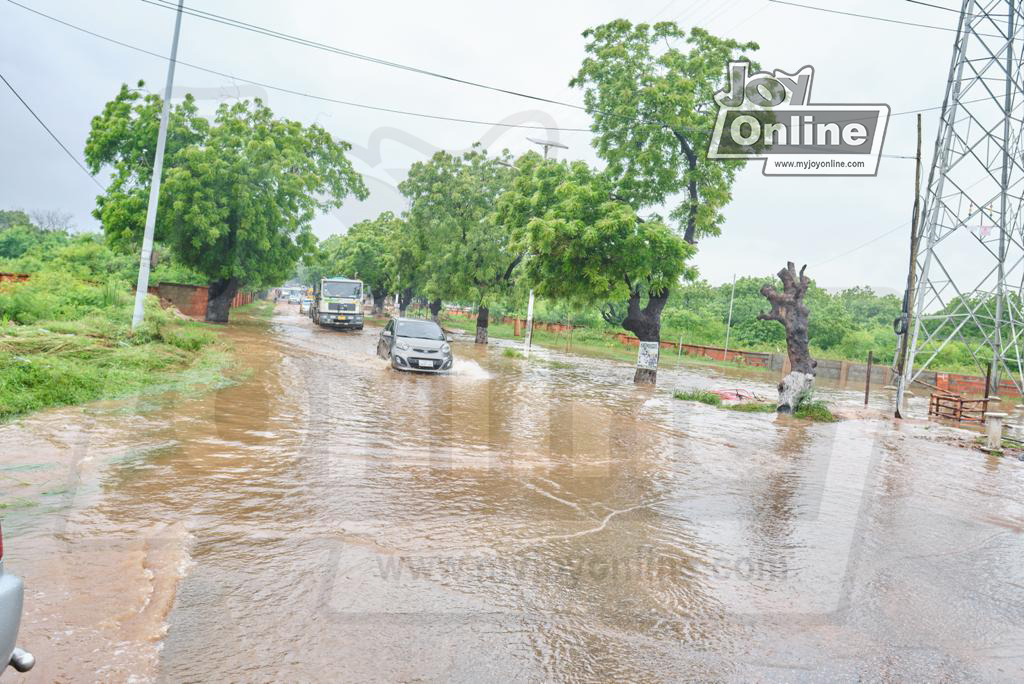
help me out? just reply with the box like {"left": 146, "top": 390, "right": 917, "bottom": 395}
{"left": 313, "top": 277, "right": 364, "bottom": 330}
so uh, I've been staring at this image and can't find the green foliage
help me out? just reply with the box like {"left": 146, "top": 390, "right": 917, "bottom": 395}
{"left": 725, "top": 402, "right": 777, "bottom": 413}
{"left": 0, "top": 271, "right": 221, "bottom": 420}
{"left": 85, "top": 84, "right": 368, "bottom": 292}
{"left": 516, "top": 160, "right": 694, "bottom": 305}
{"left": 673, "top": 388, "right": 722, "bottom": 406}
{"left": 502, "top": 348, "right": 524, "bottom": 359}
{"left": 572, "top": 20, "right": 759, "bottom": 242}
{"left": 400, "top": 146, "right": 516, "bottom": 305}
{"left": 333, "top": 212, "right": 401, "bottom": 298}
{"left": 793, "top": 400, "right": 837, "bottom": 422}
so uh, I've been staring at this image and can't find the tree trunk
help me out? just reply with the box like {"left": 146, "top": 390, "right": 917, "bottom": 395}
{"left": 429, "top": 298, "right": 442, "bottom": 323}
{"left": 205, "top": 277, "right": 240, "bottom": 323}
{"left": 372, "top": 291, "right": 387, "bottom": 314}
{"left": 398, "top": 287, "right": 413, "bottom": 317}
{"left": 758, "top": 262, "right": 817, "bottom": 412}
{"left": 475, "top": 306, "right": 489, "bottom": 344}
{"left": 621, "top": 287, "right": 669, "bottom": 385}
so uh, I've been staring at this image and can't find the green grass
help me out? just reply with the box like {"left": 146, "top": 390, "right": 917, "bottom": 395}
{"left": 725, "top": 402, "right": 777, "bottom": 413}
{"left": 233, "top": 298, "right": 274, "bottom": 320}
{"left": 672, "top": 389, "right": 723, "bottom": 406}
{"left": 0, "top": 280, "right": 228, "bottom": 421}
{"left": 502, "top": 348, "right": 524, "bottom": 359}
{"left": 793, "top": 400, "right": 838, "bottom": 422}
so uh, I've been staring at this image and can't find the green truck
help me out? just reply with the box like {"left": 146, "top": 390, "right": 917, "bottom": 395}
{"left": 312, "top": 277, "right": 364, "bottom": 330}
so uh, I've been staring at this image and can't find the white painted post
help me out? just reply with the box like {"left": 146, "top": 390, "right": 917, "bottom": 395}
{"left": 985, "top": 412, "right": 1007, "bottom": 451}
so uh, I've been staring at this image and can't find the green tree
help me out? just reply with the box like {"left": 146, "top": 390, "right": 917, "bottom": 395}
{"left": 400, "top": 146, "right": 515, "bottom": 341}
{"left": 334, "top": 212, "right": 400, "bottom": 313}
{"left": 85, "top": 83, "right": 368, "bottom": 322}
{"left": 572, "top": 21, "right": 758, "bottom": 244}
{"left": 517, "top": 160, "right": 694, "bottom": 382}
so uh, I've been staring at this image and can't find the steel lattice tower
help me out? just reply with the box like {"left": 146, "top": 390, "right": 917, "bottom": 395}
{"left": 901, "top": 0, "right": 1024, "bottom": 403}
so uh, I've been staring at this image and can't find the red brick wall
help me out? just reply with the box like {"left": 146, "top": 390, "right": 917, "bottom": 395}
{"left": 0, "top": 272, "right": 30, "bottom": 283}
{"left": 935, "top": 372, "right": 1021, "bottom": 399}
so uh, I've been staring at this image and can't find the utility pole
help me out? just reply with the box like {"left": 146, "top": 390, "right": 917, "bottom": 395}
{"left": 895, "top": 114, "right": 923, "bottom": 418}
{"left": 723, "top": 273, "right": 737, "bottom": 358}
{"left": 131, "top": 0, "right": 185, "bottom": 330}
{"left": 523, "top": 137, "right": 568, "bottom": 357}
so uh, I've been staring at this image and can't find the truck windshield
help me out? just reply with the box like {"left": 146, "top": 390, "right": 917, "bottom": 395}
{"left": 396, "top": 320, "right": 445, "bottom": 340}
{"left": 322, "top": 282, "right": 361, "bottom": 298}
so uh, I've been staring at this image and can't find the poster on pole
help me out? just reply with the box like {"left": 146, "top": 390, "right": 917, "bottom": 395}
{"left": 636, "top": 341, "right": 660, "bottom": 370}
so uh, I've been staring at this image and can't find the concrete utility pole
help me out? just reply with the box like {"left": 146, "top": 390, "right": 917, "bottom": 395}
{"left": 895, "top": 114, "right": 923, "bottom": 418}
{"left": 523, "top": 137, "right": 568, "bottom": 357}
{"left": 131, "top": 0, "right": 185, "bottom": 330}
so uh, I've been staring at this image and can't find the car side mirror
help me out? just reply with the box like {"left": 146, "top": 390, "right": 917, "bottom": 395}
{"left": 382, "top": 331, "right": 392, "bottom": 337}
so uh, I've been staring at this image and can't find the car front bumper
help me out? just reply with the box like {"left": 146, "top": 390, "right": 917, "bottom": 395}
{"left": 0, "top": 568, "right": 32, "bottom": 673}
{"left": 392, "top": 351, "right": 453, "bottom": 373}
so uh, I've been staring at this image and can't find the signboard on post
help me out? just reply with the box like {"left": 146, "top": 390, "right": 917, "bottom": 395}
{"left": 636, "top": 341, "right": 660, "bottom": 370}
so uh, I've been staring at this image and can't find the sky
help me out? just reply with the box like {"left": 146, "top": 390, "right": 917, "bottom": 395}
{"left": 0, "top": 0, "right": 958, "bottom": 292}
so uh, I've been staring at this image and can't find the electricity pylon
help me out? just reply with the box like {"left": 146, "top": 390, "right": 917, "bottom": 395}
{"left": 899, "top": 0, "right": 1024, "bottom": 410}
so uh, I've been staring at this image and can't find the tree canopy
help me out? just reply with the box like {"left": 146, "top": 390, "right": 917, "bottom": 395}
{"left": 572, "top": 21, "right": 758, "bottom": 244}
{"left": 85, "top": 83, "right": 368, "bottom": 320}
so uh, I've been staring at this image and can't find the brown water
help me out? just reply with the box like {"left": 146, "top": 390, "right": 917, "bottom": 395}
{"left": 2, "top": 303, "right": 1023, "bottom": 682}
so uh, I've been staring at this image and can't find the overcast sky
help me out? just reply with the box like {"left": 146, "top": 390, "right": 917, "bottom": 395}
{"left": 1, "top": 0, "right": 956, "bottom": 291}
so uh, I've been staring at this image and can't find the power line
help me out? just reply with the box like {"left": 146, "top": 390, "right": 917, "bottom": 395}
{"left": 0, "top": 71, "right": 104, "bottom": 190}
{"left": 5, "top": 0, "right": 592, "bottom": 134}
{"left": 5, "top": 0, "right": 984, "bottom": 165}
{"left": 900, "top": 0, "right": 961, "bottom": 13}
{"left": 136, "top": 0, "right": 587, "bottom": 112}
{"left": 812, "top": 220, "right": 909, "bottom": 268}
{"left": 768, "top": 0, "right": 1005, "bottom": 38}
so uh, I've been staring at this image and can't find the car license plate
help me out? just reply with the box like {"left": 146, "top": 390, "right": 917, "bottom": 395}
{"left": 417, "top": 359, "right": 433, "bottom": 368}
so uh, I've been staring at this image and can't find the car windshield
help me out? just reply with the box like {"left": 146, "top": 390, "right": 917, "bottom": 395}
{"left": 396, "top": 320, "right": 445, "bottom": 340}
{"left": 322, "top": 281, "right": 361, "bottom": 298}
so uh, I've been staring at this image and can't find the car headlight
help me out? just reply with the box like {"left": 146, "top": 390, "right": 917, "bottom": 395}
{"left": 441, "top": 343, "right": 451, "bottom": 354}
{"left": 396, "top": 340, "right": 409, "bottom": 351}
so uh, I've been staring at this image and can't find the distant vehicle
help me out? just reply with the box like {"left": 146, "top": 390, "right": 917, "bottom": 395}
{"left": 299, "top": 297, "right": 313, "bottom": 315}
{"left": 1, "top": 522, "right": 35, "bottom": 674}
{"left": 288, "top": 292, "right": 301, "bottom": 304}
{"left": 312, "top": 277, "right": 364, "bottom": 330}
{"left": 377, "top": 318, "right": 452, "bottom": 372}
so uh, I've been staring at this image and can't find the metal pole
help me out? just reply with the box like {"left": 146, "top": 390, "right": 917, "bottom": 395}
{"left": 676, "top": 335, "right": 683, "bottom": 366}
{"left": 900, "top": 1, "right": 976, "bottom": 400}
{"left": 131, "top": 0, "right": 184, "bottom": 330}
{"left": 723, "top": 273, "right": 737, "bottom": 358}
{"left": 524, "top": 289, "right": 535, "bottom": 358}
{"left": 865, "top": 351, "right": 874, "bottom": 406}
{"left": 992, "top": 0, "right": 1015, "bottom": 395}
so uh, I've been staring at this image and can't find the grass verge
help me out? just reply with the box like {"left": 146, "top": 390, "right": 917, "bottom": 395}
{"left": 1, "top": 276, "right": 229, "bottom": 421}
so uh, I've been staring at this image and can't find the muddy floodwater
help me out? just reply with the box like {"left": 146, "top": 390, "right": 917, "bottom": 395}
{"left": 2, "top": 303, "right": 1023, "bottom": 681}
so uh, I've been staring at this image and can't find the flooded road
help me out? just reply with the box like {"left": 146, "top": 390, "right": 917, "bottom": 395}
{"left": 2, "top": 303, "right": 1023, "bottom": 681}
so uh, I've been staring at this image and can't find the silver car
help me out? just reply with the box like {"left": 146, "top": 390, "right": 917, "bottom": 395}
{"left": 376, "top": 318, "right": 453, "bottom": 372}
{"left": 1, "top": 522, "right": 34, "bottom": 674}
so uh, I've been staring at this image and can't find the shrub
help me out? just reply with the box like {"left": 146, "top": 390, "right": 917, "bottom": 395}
{"left": 793, "top": 400, "right": 837, "bottom": 422}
